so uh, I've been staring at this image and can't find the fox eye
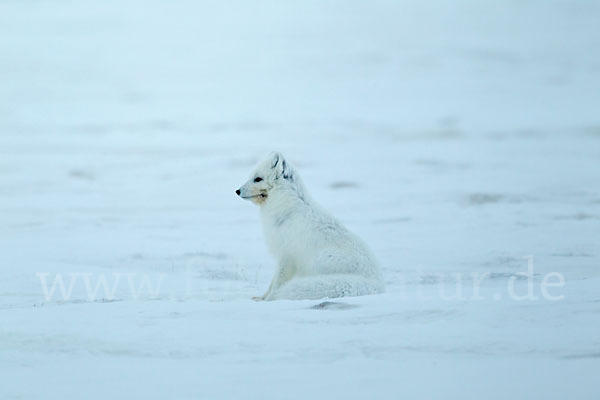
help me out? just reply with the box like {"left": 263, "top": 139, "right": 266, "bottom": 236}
{"left": 254, "top": 177, "right": 263, "bottom": 183}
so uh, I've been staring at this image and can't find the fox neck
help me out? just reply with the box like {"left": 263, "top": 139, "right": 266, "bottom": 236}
{"left": 261, "top": 178, "right": 309, "bottom": 213}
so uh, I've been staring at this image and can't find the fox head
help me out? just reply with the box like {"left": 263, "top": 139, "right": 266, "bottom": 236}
{"left": 236, "top": 151, "right": 296, "bottom": 205}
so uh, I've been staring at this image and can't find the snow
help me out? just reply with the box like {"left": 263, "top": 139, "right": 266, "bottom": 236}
{"left": 1, "top": 0, "right": 599, "bottom": 398}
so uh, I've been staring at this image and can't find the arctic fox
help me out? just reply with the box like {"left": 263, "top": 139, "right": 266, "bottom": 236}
{"left": 236, "top": 152, "right": 385, "bottom": 301}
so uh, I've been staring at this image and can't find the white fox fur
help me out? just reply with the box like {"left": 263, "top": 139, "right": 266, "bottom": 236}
{"left": 236, "top": 152, "right": 385, "bottom": 301}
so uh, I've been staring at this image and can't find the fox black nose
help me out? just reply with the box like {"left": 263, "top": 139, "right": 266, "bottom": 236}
{"left": 236, "top": 189, "right": 241, "bottom": 196}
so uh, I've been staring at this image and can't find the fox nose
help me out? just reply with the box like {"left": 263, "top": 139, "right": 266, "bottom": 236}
{"left": 235, "top": 189, "right": 241, "bottom": 196}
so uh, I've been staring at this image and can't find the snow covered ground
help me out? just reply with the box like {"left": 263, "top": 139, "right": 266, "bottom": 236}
{"left": 1, "top": 0, "right": 599, "bottom": 398}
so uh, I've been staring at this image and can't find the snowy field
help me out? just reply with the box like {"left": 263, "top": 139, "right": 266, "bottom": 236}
{"left": 1, "top": 0, "right": 600, "bottom": 398}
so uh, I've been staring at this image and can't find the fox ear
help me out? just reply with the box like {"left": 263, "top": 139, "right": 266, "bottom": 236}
{"left": 270, "top": 152, "right": 281, "bottom": 169}
{"left": 270, "top": 151, "right": 291, "bottom": 179}
{"left": 281, "top": 159, "right": 292, "bottom": 180}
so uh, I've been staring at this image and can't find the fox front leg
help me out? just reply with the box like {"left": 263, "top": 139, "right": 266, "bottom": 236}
{"left": 253, "top": 262, "right": 294, "bottom": 301}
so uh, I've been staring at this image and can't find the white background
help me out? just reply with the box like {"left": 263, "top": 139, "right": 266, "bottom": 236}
{"left": 1, "top": 1, "right": 599, "bottom": 398}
